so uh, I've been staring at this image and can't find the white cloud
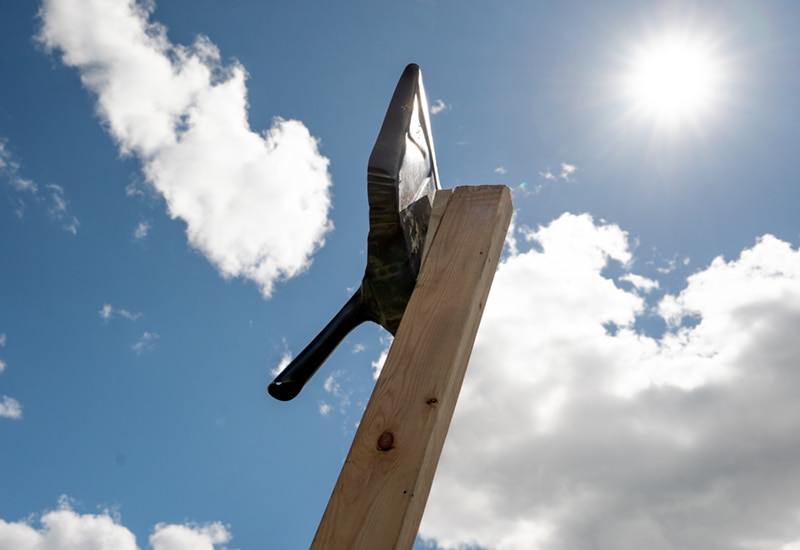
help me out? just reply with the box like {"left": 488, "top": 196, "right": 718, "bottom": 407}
{"left": 323, "top": 372, "right": 340, "bottom": 394}
{"left": 133, "top": 221, "right": 151, "bottom": 240}
{"left": 0, "top": 506, "right": 136, "bottom": 549}
{"left": 46, "top": 184, "right": 80, "bottom": 234}
{"left": 371, "top": 334, "right": 393, "bottom": 380}
{"left": 0, "top": 496, "right": 231, "bottom": 549}
{"left": 100, "top": 303, "right": 143, "bottom": 322}
{"left": 119, "top": 309, "right": 143, "bottom": 321}
{"left": 99, "top": 303, "right": 113, "bottom": 320}
{"left": 0, "top": 139, "right": 34, "bottom": 196}
{"left": 270, "top": 347, "right": 292, "bottom": 377}
{"left": 0, "top": 334, "right": 21, "bottom": 420}
{"left": 125, "top": 179, "right": 150, "bottom": 198}
{"left": 430, "top": 99, "right": 451, "bottom": 115}
{"left": 539, "top": 162, "right": 578, "bottom": 184}
{"left": 652, "top": 253, "right": 690, "bottom": 274}
{"left": 0, "top": 396, "right": 22, "bottom": 420}
{"left": 351, "top": 342, "right": 366, "bottom": 353}
{"left": 560, "top": 162, "right": 577, "bottom": 181}
{"left": 539, "top": 170, "right": 556, "bottom": 181}
{"left": 494, "top": 166, "right": 507, "bottom": 175}
{"left": 619, "top": 272, "right": 659, "bottom": 293}
{"left": 1, "top": 140, "right": 78, "bottom": 230}
{"left": 132, "top": 331, "right": 160, "bottom": 354}
{"left": 38, "top": 0, "right": 333, "bottom": 298}
{"left": 322, "top": 370, "right": 351, "bottom": 414}
{"left": 318, "top": 401, "right": 332, "bottom": 416}
{"left": 504, "top": 212, "right": 519, "bottom": 258}
{"left": 150, "top": 522, "right": 231, "bottom": 550}
{"left": 419, "top": 214, "right": 800, "bottom": 550}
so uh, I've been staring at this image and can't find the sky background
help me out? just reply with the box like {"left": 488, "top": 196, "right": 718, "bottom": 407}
{"left": 2, "top": 1, "right": 800, "bottom": 549}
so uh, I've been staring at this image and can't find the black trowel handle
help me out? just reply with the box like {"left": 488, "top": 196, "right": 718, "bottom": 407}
{"left": 268, "top": 290, "right": 368, "bottom": 401}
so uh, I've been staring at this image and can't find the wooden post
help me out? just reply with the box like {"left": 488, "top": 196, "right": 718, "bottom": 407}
{"left": 311, "top": 185, "right": 513, "bottom": 550}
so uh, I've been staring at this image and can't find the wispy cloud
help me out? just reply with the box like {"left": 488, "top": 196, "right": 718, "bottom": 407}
{"left": 0, "top": 396, "right": 22, "bottom": 420}
{"left": 0, "top": 495, "right": 231, "bottom": 548}
{"left": 0, "top": 139, "right": 37, "bottom": 202}
{"left": 420, "top": 214, "right": 800, "bottom": 549}
{"left": 653, "top": 253, "right": 691, "bottom": 274}
{"left": 1, "top": 139, "right": 79, "bottom": 232}
{"left": 371, "top": 334, "right": 393, "bottom": 380}
{"left": 0, "top": 334, "right": 22, "bottom": 420}
{"left": 99, "top": 304, "right": 112, "bottom": 320}
{"left": 322, "top": 370, "right": 351, "bottom": 414}
{"left": 100, "top": 304, "right": 157, "bottom": 355}
{"left": 38, "top": 0, "right": 333, "bottom": 298}
{"left": 125, "top": 179, "right": 150, "bottom": 199}
{"left": 132, "top": 331, "right": 160, "bottom": 354}
{"left": 46, "top": 184, "right": 80, "bottom": 234}
{"left": 539, "top": 161, "right": 578, "bottom": 183}
{"left": 560, "top": 162, "right": 577, "bottom": 181}
{"left": 539, "top": 170, "right": 556, "bottom": 180}
{"left": 270, "top": 340, "right": 292, "bottom": 376}
{"left": 99, "top": 303, "right": 143, "bottom": 322}
{"left": 494, "top": 166, "right": 507, "bottom": 175}
{"left": 430, "top": 99, "right": 451, "bottom": 115}
{"left": 619, "top": 272, "right": 659, "bottom": 293}
{"left": 132, "top": 221, "right": 150, "bottom": 241}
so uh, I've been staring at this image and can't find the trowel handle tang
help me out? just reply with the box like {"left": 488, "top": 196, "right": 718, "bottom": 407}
{"left": 268, "top": 290, "right": 367, "bottom": 401}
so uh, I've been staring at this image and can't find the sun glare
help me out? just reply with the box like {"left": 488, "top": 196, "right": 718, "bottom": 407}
{"left": 624, "top": 32, "right": 724, "bottom": 128}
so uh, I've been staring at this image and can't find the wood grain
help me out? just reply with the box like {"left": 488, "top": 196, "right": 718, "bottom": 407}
{"left": 311, "top": 185, "right": 513, "bottom": 550}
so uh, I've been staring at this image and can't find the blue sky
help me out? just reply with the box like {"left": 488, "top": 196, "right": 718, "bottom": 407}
{"left": 2, "top": 1, "right": 800, "bottom": 549}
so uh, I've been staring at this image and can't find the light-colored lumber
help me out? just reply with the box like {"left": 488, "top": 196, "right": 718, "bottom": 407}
{"left": 311, "top": 185, "right": 513, "bottom": 550}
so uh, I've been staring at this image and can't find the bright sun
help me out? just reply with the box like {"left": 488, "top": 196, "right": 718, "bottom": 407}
{"left": 624, "top": 32, "right": 724, "bottom": 127}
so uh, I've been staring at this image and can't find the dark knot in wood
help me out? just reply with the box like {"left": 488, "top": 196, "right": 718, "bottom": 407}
{"left": 377, "top": 432, "right": 395, "bottom": 451}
